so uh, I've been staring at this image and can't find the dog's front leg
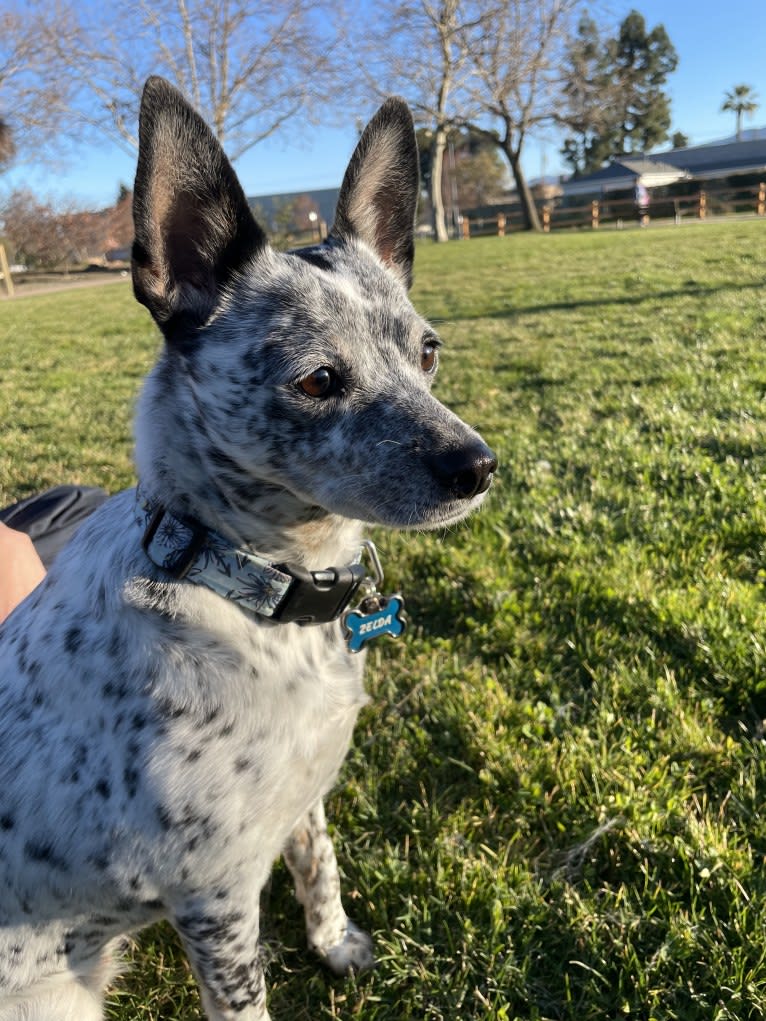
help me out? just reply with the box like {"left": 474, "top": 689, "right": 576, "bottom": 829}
{"left": 173, "top": 900, "right": 270, "bottom": 1021}
{"left": 283, "top": 799, "right": 375, "bottom": 975}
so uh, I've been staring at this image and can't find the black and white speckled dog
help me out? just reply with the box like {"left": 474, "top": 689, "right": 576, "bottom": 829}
{"left": 0, "top": 78, "right": 496, "bottom": 1020}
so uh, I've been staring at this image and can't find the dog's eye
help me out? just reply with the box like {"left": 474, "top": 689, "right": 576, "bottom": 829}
{"left": 421, "top": 340, "right": 439, "bottom": 374}
{"left": 298, "top": 367, "right": 338, "bottom": 398}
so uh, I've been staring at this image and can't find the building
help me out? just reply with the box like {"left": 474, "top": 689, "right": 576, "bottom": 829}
{"left": 561, "top": 132, "right": 766, "bottom": 200}
{"left": 246, "top": 187, "right": 340, "bottom": 235}
{"left": 562, "top": 157, "right": 687, "bottom": 198}
{"left": 653, "top": 136, "right": 766, "bottom": 182}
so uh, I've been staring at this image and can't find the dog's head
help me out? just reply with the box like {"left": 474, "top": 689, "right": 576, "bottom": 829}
{"left": 132, "top": 77, "right": 496, "bottom": 537}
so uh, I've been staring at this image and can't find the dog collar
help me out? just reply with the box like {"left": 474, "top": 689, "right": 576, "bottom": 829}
{"left": 134, "top": 488, "right": 368, "bottom": 626}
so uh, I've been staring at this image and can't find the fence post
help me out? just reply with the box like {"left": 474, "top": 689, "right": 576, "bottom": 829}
{"left": 757, "top": 183, "right": 765, "bottom": 216}
{"left": 461, "top": 217, "right": 470, "bottom": 240}
{"left": 497, "top": 212, "right": 506, "bottom": 237}
{"left": 0, "top": 244, "right": 14, "bottom": 298}
{"left": 698, "top": 190, "right": 706, "bottom": 219}
{"left": 542, "top": 207, "right": 551, "bottom": 233}
{"left": 591, "top": 200, "right": 599, "bottom": 229}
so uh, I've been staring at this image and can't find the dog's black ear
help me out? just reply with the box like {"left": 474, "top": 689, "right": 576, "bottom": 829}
{"left": 330, "top": 98, "right": 419, "bottom": 289}
{"left": 132, "top": 76, "right": 267, "bottom": 342}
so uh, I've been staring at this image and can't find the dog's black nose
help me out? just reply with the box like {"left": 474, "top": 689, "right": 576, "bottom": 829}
{"left": 427, "top": 442, "right": 498, "bottom": 500}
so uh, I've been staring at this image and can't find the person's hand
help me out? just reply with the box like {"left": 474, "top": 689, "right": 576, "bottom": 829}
{"left": 0, "top": 522, "right": 46, "bottom": 624}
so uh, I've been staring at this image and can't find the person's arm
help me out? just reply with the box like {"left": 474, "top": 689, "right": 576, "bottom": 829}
{"left": 0, "top": 522, "right": 46, "bottom": 624}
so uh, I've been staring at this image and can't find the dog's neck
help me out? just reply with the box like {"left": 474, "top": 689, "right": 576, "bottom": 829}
{"left": 137, "top": 471, "right": 363, "bottom": 571}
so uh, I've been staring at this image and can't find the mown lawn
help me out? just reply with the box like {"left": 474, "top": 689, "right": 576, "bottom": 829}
{"left": 2, "top": 219, "right": 766, "bottom": 1020}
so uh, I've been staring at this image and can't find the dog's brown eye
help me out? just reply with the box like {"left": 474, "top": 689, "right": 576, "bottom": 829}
{"left": 421, "top": 341, "right": 439, "bottom": 373}
{"left": 298, "top": 367, "right": 336, "bottom": 398}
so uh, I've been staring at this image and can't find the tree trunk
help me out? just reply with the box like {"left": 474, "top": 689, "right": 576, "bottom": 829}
{"left": 430, "top": 128, "right": 450, "bottom": 242}
{"left": 507, "top": 148, "right": 541, "bottom": 232}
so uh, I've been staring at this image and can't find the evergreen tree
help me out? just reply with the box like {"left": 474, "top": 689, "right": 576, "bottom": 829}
{"left": 560, "top": 9, "right": 678, "bottom": 174}
{"left": 559, "top": 15, "right": 608, "bottom": 176}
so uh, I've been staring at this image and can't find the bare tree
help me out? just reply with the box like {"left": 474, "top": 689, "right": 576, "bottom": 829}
{"left": 51, "top": 0, "right": 342, "bottom": 159}
{"left": 411, "top": 0, "right": 463, "bottom": 242}
{"left": 0, "top": 119, "right": 15, "bottom": 169}
{"left": 1, "top": 187, "right": 133, "bottom": 268}
{"left": 1, "top": 190, "right": 75, "bottom": 268}
{"left": 0, "top": 4, "right": 73, "bottom": 168}
{"left": 395, "top": 2, "right": 475, "bottom": 242}
{"left": 460, "top": 0, "right": 583, "bottom": 231}
{"left": 356, "top": 1, "right": 484, "bottom": 242}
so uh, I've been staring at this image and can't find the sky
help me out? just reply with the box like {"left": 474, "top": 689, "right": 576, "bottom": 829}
{"left": 3, "top": 0, "right": 766, "bottom": 210}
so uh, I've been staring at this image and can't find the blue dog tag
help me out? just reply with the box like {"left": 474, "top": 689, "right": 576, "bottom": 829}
{"left": 343, "top": 595, "right": 406, "bottom": 653}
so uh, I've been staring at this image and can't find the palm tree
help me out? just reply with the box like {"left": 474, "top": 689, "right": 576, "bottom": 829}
{"left": 721, "top": 84, "right": 759, "bottom": 141}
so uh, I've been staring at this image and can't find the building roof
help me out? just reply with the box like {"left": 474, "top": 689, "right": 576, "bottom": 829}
{"left": 562, "top": 131, "right": 766, "bottom": 197}
{"left": 563, "top": 157, "right": 686, "bottom": 197}
{"left": 651, "top": 137, "right": 766, "bottom": 180}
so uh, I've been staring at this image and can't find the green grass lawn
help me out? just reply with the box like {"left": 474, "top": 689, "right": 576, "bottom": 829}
{"left": 2, "top": 220, "right": 766, "bottom": 1020}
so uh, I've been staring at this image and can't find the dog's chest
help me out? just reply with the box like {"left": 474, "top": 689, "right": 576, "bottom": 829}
{"left": 144, "top": 611, "right": 368, "bottom": 859}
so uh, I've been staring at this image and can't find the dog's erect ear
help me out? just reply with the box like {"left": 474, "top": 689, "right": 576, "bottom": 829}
{"left": 132, "top": 76, "right": 267, "bottom": 342}
{"left": 330, "top": 98, "right": 419, "bottom": 288}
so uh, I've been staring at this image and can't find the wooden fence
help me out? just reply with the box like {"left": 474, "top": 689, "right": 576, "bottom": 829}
{"left": 460, "top": 180, "right": 766, "bottom": 237}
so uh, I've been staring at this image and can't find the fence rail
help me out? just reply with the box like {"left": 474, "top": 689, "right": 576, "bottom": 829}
{"left": 461, "top": 180, "right": 766, "bottom": 237}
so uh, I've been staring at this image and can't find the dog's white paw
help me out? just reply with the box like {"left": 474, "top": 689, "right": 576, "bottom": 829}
{"left": 316, "top": 920, "right": 375, "bottom": 975}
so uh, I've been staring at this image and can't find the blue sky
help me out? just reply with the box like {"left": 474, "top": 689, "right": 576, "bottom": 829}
{"left": 4, "top": 0, "right": 765, "bottom": 209}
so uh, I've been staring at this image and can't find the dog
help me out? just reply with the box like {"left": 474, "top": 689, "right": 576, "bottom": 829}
{"left": 0, "top": 77, "right": 497, "bottom": 1020}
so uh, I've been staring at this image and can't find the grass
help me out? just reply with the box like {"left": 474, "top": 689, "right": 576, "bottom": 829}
{"left": 2, "top": 219, "right": 766, "bottom": 1019}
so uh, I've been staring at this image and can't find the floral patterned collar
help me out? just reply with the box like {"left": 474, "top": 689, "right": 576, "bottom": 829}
{"left": 134, "top": 487, "right": 367, "bottom": 625}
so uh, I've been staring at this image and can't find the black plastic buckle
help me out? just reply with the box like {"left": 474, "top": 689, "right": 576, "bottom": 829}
{"left": 271, "top": 561, "right": 368, "bottom": 625}
{"left": 141, "top": 505, "right": 209, "bottom": 580}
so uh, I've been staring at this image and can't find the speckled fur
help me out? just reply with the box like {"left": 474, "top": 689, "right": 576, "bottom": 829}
{"left": 0, "top": 78, "right": 495, "bottom": 1021}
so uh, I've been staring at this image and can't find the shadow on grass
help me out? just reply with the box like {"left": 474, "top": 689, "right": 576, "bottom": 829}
{"left": 698, "top": 434, "right": 766, "bottom": 463}
{"left": 407, "top": 546, "right": 766, "bottom": 728}
{"left": 443, "top": 278, "right": 764, "bottom": 322}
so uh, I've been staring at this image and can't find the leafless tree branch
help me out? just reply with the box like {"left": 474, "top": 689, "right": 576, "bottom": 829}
{"left": 457, "top": 0, "right": 584, "bottom": 230}
{"left": 42, "top": 0, "right": 344, "bottom": 161}
{"left": 0, "top": 2, "right": 76, "bottom": 167}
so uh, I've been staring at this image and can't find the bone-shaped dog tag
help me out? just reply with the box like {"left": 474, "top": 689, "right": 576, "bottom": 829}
{"left": 343, "top": 594, "right": 406, "bottom": 653}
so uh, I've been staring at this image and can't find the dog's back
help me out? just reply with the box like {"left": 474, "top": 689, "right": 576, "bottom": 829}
{"left": 0, "top": 78, "right": 495, "bottom": 1021}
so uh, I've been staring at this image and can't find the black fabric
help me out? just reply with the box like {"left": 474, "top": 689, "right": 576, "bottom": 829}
{"left": 0, "top": 485, "right": 109, "bottom": 567}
